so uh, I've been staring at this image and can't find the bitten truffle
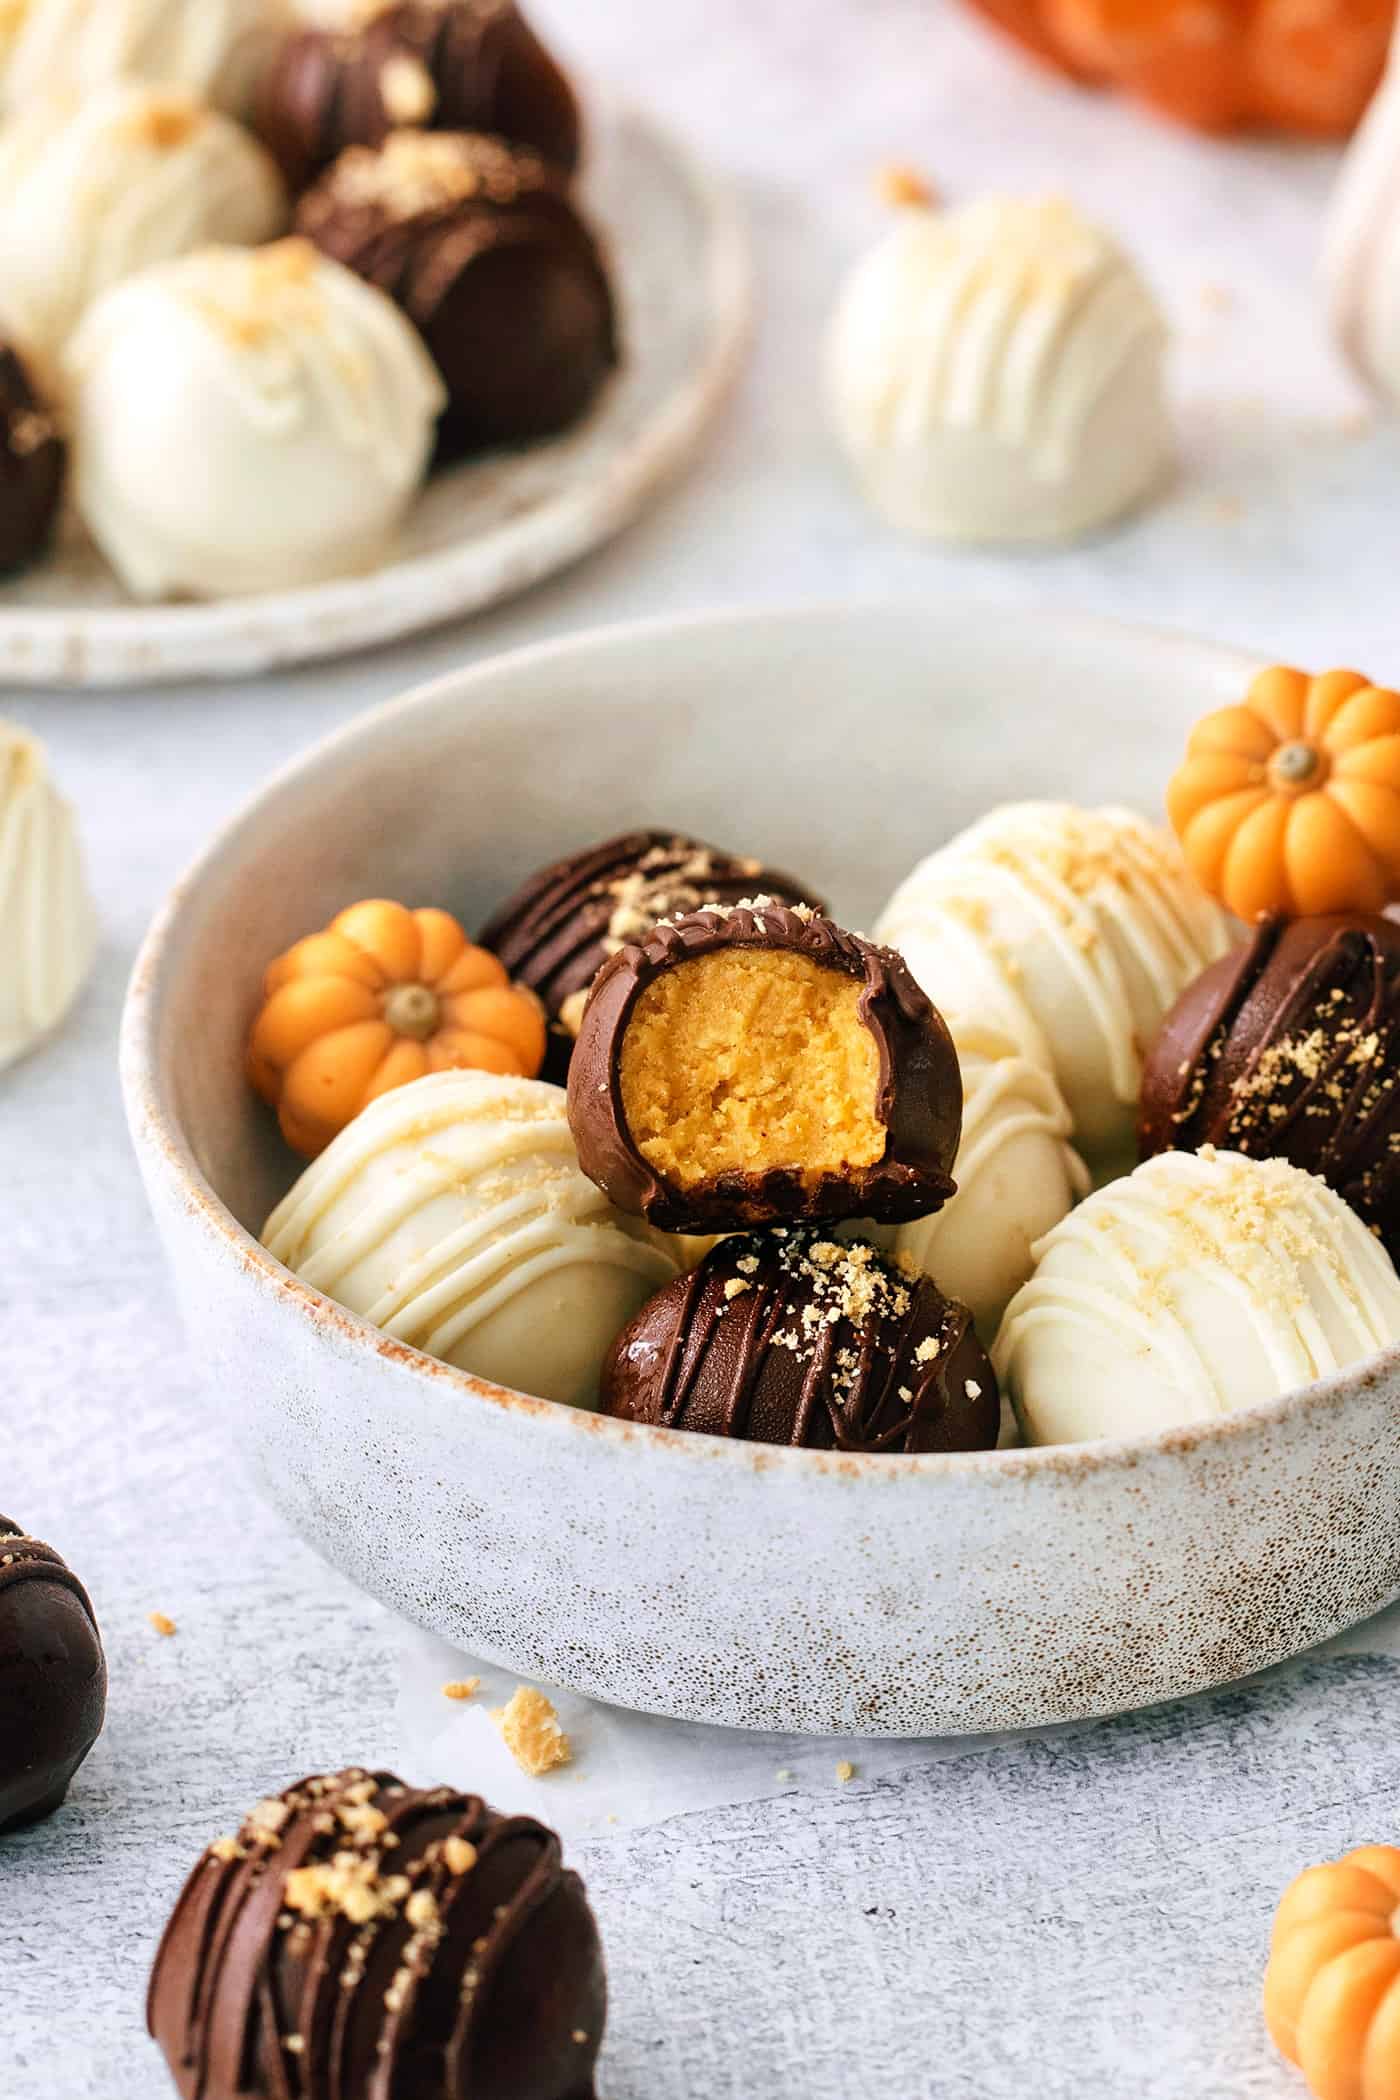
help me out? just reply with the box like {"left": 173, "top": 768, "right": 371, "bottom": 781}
{"left": 478, "top": 830, "right": 825, "bottom": 1080}
{"left": 296, "top": 129, "right": 616, "bottom": 452}
{"left": 148, "top": 1767, "right": 605, "bottom": 2100}
{"left": 0, "top": 342, "right": 64, "bottom": 575}
{"left": 1139, "top": 913, "right": 1400, "bottom": 1260}
{"left": 569, "top": 900, "right": 963, "bottom": 1234}
{"left": 255, "top": 0, "right": 580, "bottom": 194}
{"left": 0, "top": 1516, "right": 106, "bottom": 1834}
{"left": 602, "top": 1230, "right": 999, "bottom": 1453}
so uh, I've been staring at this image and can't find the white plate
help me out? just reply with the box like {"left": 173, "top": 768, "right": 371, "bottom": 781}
{"left": 0, "top": 104, "right": 749, "bottom": 689}
{"left": 120, "top": 603, "right": 1400, "bottom": 1735}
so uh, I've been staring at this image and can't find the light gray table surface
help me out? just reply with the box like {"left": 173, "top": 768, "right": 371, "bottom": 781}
{"left": 7, "top": 4, "right": 1400, "bottom": 2096}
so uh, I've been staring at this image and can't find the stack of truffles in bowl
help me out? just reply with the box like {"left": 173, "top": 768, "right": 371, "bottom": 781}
{"left": 248, "top": 662, "right": 1400, "bottom": 1454}
{"left": 0, "top": 0, "right": 616, "bottom": 597}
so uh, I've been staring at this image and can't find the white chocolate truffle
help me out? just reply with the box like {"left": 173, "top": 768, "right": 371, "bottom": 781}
{"left": 876, "top": 802, "right": 1232, "bottom": 1166}
{"left": 0, "top": 86, "right": 286, "bottom": 379}
{"left": 262, "top": 1069, "right": 679, "bottom": 1408}
{"left": 0, "top": 0, "right": 289, "bottom": 118}
{"left": 1325, "top": 44, "right": 1400, "bottom": 403}
{"left": 894, "top": 1023, "right": 1088, "bottom": 1337}
{"left": 827, "top": 195, "right": 1172, "bottom": 543}
{"left": 994, "top": 1148, "right": 1400, "bottom": 1446}
{"left": 0, "top": 720, "right": 97, "bottom": 1069}
{"left": 65, "top": 239, "right": 445, "bottom": 601}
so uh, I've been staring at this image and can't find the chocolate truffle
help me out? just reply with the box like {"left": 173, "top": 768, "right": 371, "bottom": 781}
{"left": 296, "top": 129, "right": 616, "bottom": 452}
{"left": 148, "top": 1767, "right": 605, "bottom": 2100}
{"left": 255, "top": 0, "right": 580, "bottom": 195}
{"left": 567, "top": 900, "right": 963, "bottom": 1234}
{"left": 1139, "top": 913, "right": 1400, "bottom": 1258}
{"left": 478, "top": 830, "right": 825, "bottom": 1081}
{"left": 0, "top": 343, "right": 63, "bottom": 575}
{"left": 0, "top": 1516, "right": 106, "bottom": 1833}
{"left": 603, "top": 1230, "right": 999, "bottom": 1453}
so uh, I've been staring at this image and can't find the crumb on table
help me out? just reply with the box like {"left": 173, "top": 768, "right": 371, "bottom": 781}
{"left": 493, "top": 1686, "right": 572, "bottom": 1776}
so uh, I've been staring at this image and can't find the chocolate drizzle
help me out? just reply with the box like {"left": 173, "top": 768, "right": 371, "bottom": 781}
{"left": 1139, "top": 913, "right": 1400, "bottom": 1261}
{"left": 254, "top": 0, "right": 581, "bottom": 196}
{"left": 295, "top": 130, "right": 616, "bottom": 453}
{"left": 567, "top": 899, "right": 963, "bottom": 1233}
{"left": 148, "top": 1768, "right": 604, "bottom": 2100}
{"left": 602, "top": 1232, "right": 999, "bottom": 1454}
{"left": 0, "top": 1514, "right": 106, "bottom": 1834}
{"left": 477, "top": 830, "right": 825, "bottom": 1081}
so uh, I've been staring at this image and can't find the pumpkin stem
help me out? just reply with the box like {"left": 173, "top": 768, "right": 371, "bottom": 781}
{"left": 1268, "top": 739, "right": 1326, "bottom": 793}
{"left": 384, "top": 982, "right": 441, "bottom": 1041}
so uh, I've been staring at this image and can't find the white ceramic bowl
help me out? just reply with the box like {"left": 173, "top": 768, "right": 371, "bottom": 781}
{"left": 120, "top": 603, "right": 1400, "bottom": 1736}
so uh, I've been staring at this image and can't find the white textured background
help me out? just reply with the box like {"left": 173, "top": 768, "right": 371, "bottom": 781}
{"left": 6, "top": 2, "right": 1400, "bottom": 2095}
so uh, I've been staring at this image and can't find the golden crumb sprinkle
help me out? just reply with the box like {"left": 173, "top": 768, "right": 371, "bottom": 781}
{"left": 284, "top": 1854, "right": 411, "bottom": 1926}
{"left": 149, "top": 1611, "right": 177, "bottom": 1638}
{"left": 443, "top": 1835, "right": 479, "bottom": 1875}
{"left": 441, "top": 1677, "right": 481, "bottom": 1702}
{"left": 493, "top": 1687, "right": 572, "bottom": 1777}
{"left": 120, "top": 92, "right": 204, "bottom": 150}
{"left": 875, "top": 161, "right": 938, "bottom": 210}
{"left": 835, "top": 1760, "right": 856, "bottom": 1784}
{"left": 208, "top": 1836, "right": 243, "bottom": 1863}
{"left": 379, "top": 52, "right": 437, "bottom": 124}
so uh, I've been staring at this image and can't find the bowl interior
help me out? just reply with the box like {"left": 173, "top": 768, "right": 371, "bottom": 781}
{"left": 148, "top": 603, "right": 1258, "bottom": 1272}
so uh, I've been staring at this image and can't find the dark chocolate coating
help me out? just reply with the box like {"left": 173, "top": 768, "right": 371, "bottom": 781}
{"left": 296, "top": 131, "right": 616, "bottom": 453}
{"left": 0, "top": 1515, "right": 106, "bottom": 1834}
{"left": 567, "top": 900, "right": 963, "bottom": 1233}
{"left": 255, "top": 0, "right": 580, "bottom": 196}
{"left": 478, "top": 830, "right": 826, "bottom": 1083}
{"left": 603, "top": 1231, "right": 999, "bottom": 1454}
{"left": 1139, "top": 913, "right": 1400, "bottom": 1260}
{"left": 148, "top": 1767, "right": 604, "bottom": 2100}
{"left": 0, "top": 346, "right": 64, "bottom": 577}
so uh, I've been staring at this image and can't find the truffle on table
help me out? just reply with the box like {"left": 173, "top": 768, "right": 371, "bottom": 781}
{"left": 602, "top": 1229, "right": 1000, "bottom": 1454}
{"left": 0, "top": 342, "right": 64, "bottom": 575}
{"left": 0, "top": 1516, "right": 107, "bottom": 1834}
{"left": 148, "top": 1767, "right": 605, "bottom": 2100}
{"left": 255, "top": 0, "right": 580, "bottom": 194}
{"left": 296, "top": 129, "right": 616, "bottom": 452}
{"left": 1139, "top": 913, "right": 1400, "bottom": 1261}
{"left": 477, "top": 829, "right": 826, "bottom": 1081}
{"left": 568, "top": 900, "right": 963, "bottom": 1234}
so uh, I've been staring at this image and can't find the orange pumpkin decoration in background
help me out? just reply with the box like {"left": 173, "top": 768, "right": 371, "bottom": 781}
{"left": 1167, "top": 666, "right": 1400, "bottom": 921}
{"left": 248, "top": 900, "right": 546, "bottom": 1158}
{"left": 1264, "top": 1845, "right": 1400, "bottom": 2100}
{"left": 962, "top": 0, "right": 1394, "bottom": 136}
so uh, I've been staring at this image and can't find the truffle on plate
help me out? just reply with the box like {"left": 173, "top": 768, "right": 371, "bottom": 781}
{"left": 0, "top": 341, "right": 64, "bottom": 575}
{"left": 478, "top": 829, "right": 825, "bottom": 1080}
{"left": 827, "top": 195, "right": 1172, "bottom": 544}
{"left": 0, "top": 720, "right": 98, "bottom": 1069}
{"left": 894, "top": 1022, "right": 1089, "bottom": 1336}
{"left": 262, "top": 1068, "right": 677, "bottom": 1406}
{"left": 296, "top": 129, "right": 616, "bottom": 451}
{"left": 603, "top": 1229, "right": 999, "bottom": 1453}
{"left": 993, "top": 1147, "right": 1400, "bottom": 1445}
{"left": 0, "top": 1516, "right": 106, "bottom": 1834}
{"left": 65, "top": 238, "right": 444, "bottom": 600}
{"left": 876, "top": 801, "right": 1232, "bottom": 1167}
{"left": 255, "top": 0, "right": 580, "bottom": 194}
{"left": 567, "top": 900, "right": 963, "bottom": 1234}
{"left": 0, "top": 0, "right": 289, "bottom": 119}
{"left": 1139, "top": 913, "right": 1400, "bottom": 1260}
{"left": 148, "top": 1767, "right": 605, "bottom": 2100}
{"left": 0, "top": 85, "right": 287, "bottom": 375}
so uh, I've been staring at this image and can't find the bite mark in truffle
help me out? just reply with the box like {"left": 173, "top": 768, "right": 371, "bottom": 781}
{"left": 0, "top": 1515, "right": 106, "bottom": 1834}
{"left": 567, "top": 900, "right": 963, "bottom": 1233}
{"left": 477, "top": 829, "right": 825, "bottom": 1081}
{"left": 602, "top": 1231, "right": 999, "bottom": 1453}
{"left": 148, "top": 1766, "right": 605, "bottom": 2100}
{"left": 1139, "top": 913, "right": 1400, "bottom": 1260}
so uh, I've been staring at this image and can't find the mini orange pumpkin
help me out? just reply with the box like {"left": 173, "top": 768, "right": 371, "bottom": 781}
{"left": 248, "top": 900, "right": 546, "bottom": 1158}
{"left": 962, "top": 0, "right": 1393, "bottom": 136}
{"left": 1167, "top": 666, "right": 1400, "bottom": 921}
{"left": 1265, "top": 1845, "right": 1400, "bottom": 2100}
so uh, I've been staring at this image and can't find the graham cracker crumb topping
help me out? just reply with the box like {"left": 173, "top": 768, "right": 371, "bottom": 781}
{"left": 493, "top": 1686, "right": 572, "bottom": 1776}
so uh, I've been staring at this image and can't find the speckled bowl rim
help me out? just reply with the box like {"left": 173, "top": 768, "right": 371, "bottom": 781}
{"left": 120, "top": 600, "right": 1396, "bottom": 1488}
